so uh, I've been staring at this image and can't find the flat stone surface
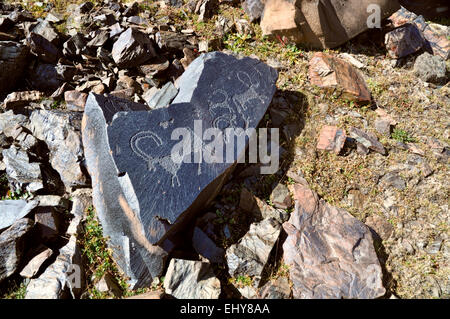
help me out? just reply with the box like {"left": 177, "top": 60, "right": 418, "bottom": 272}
{"left": 316, "top": 125, "right": 347, "bottom": 154}
{"left": 143, "top": 81, "right": 178, "bottom": 109}
{"left": 385, "top": 23, "right": 425, "bottom": 59}
{"left": 309, "top": 52, "right": 371, "bottom": 103}
{"left": 82, "top": 52, "right": 277, "bottom": 287}
{"left": 0, "top": 218, "right": 34, "bottom": 283}
{"left": 20, "top": 247, "right": 53, "bottom": 278}
{"left": 3, "top": 90, "right": 43, "bottom": 110}
{"left": 283, "top": 183, "right": 385, "bottom": 299}
{"left": 163, "top": 258, "right": 221, "bottom": 299}
{"left": 0, "top": 199, "right": 38, "bottom": 230}
{"left": 112, "top": 27, "right": 156, "bottom": 68}
{"left": 2, "top": 145, "right": 44, "bottom": 193}
{"left": 226, "top": 218, "right": 281, "bottom": 281}
{"left": 192, "top": 227, "right": 224, "bottom": 263}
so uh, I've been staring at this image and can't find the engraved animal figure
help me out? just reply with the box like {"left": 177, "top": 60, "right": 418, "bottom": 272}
{"left": 208, "top": 89, "right": 238, "bottom": 130}
{"left": 130, "top": 131, "right": 182, "bottom": 187}
{"left": 232, "top": 71, "right": 266, "bottom": 129}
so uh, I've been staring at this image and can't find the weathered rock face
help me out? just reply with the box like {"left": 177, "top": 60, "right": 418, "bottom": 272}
{"left": 0, "top": 218, "right": 34, "bottom": 283}
{"left": 413, "top": 52, "right": 447, "bottom": 84}
{"left": 309, "top": 52, "right": 371, "bottom": 103}
{"left": 163, "top": 259, "right": 221, "bottom": 299}
{"left": 2, "top": 146, "right": 44, "bottom": 193}
{"left": 385, "top": 23, "right": 425, "bottom": 58}
{"left": 82, "top": 52, "right": 277, "bottom": 287}
{"left": 261, "top": 0, "right": 400, "bottom": 49}
{"left": 29, "top": 110, "right": 88, "bottom": 191}
{"left": 0, "top": 41, "right": 29, "bottom": 93}
{"left": 226, "top": 218, "right": 281, "bottom": 282}
{"left": 283, "top": 183, "right": 386, "bottom": 299}
{"left": 243, "top": 0, "right": 265, "bottom": 22}
{"left": 0, "top": 199, "right": 38, "bottom": 230}
{"left": 112, "top": 28, "right": 156, "bottom": 68}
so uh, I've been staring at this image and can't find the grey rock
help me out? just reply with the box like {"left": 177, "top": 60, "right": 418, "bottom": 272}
{"left": 413, "top": 52, "right": 447, "bottom": 84}
{"left": 380, "top": 171, "right": 406, "bottom": 191}
{"left": 226, "top": 218, "right": 281, "bottom": 282}
{"left": 0, "top": 41, "right": 29, "bottom": 93}
{"left": 239, "top": 188, "right": 289, "bottom": 223}
{"left": 0, "top": 110, "right": 28, "bottom": 133}
{"left": 87, "top": 30, "right": 110, "bottom": 47}
{"left": 34, "top": 195, "right": 70, "bottom": 210}
{"left": 82, "top": 94, "right": 165, "bottom": 288}
{"left": 94, "top": 273, "right": 122, "bottom": 297}
{"left": 283, "top": 183, "right": 385, "bottom": 299}
{"left": 29, "top": 63, "right": 64, "bottom": 92}
{"left": 112, "top": 28, "right": 156, "bottom": 68}
{"left": 0, "top": 200, "right": 38, "bottom": 231}
{"left": 27, "top": 32, "right": 60, "bottom": 63}
{"left": 270, "top": 183, "right": 292, "bottom": 210}
{"left": 34, "top": 207, "right": 65, "bottom": 243}
{"left": 2, "top": 146, "right": 44, "bottom": 193}
{"left": 198, "top": 0, "right": 218, "bottom": 22}
{"left": 20, "top": 248, "right": 53, "bottom": 278}
{"left": 374, "top": 118, "right": 392, "bottom": 136}
{"left": 82, "top": 52, "right": 277, "bottom": 287}
{"left": 259, "top": 277, "right": 291, "bottom": 299}
{"left": 63, "top": 34, "right": 88, "bottom": 58}
{"left": 192, "top": 227, "right": 224, "bottom": 263}
{"left": 0, "top": 218, "right": 34, "bottom": 283}
{"left": 3, "top": 91, "right": 43, "bottom": 111}
{"left": 29, "top": 110, "right": 88, "bottom": 191}
{"left": 385, "top": 23, "right": 425, "bottom": 58}
{"left": 30, "top": 20, "right": 59, "bottom": 45}
{"left": 243, "top": 0, "right": 265, "bottom": 22}
{"left": 143, "top": 81, "right": 178, "bottom": 109}
{"left": 349, "top": 127, "right": 387, "bottom": 155}
{"left": 163, "top": 259, "right": 221, "bottom": 299}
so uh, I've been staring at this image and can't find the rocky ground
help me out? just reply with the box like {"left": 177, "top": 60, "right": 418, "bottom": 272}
{"left": 0, "top": 0, "right": 448, "bottom": 299}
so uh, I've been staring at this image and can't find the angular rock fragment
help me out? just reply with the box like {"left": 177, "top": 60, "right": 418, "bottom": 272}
{"left": 27, "top": 32, "right": 61, "bottom": 63}
{"left": 82, "top": 52, "right": 277, "bottom": 287}
{"left": 413, "top": 52, "right": 447, "bottom": 84}
{"left": 3, "top": 91, "right": 43, "bottom": 110}
{"left": 192, "top": 227, "right": 224, "bottom": 263}
{"left": 143, "top": 81, "right": 178, "bottom": 109}
{"left": 112, "top": 28, "right": 156, "bottom": 68}
{"left": 349, "top": 127, "right": 387, "bottom": 155}
{"left": 240, "top": 188, "right": 289, "bottom": 223}
{"left": 29, "top": 110, "right": 88, "bottom": 191}
{"left": 243, "top": 0, "right": 265, "bottom": 22}
{"left": 261, "top": 0, "right": 399, "bottom": 49}
{"left": 29, "top": 63, "right": 64, "bottom": 92}
{"left": 270, "top": 183, "right": 292, "bottom": 210}
{"left": 30, "top": 20, "right": 59, "bottom": 45}
{"left": 259, "top": 277, "right": 291, "bottom": 299}
{"left": 0, "top": 41, "right": 29, "bottom": 93}
{"left": 0, "top": 199, "right": 38, "bottom": 231}
{"left": 65, "top": 90, "right": 88, "bottom": 112}
{"left": 309, "top": 53, "right": 371, "bottom": 103}
{"left": 283, "top": 183, "right": 386, "bottom": 299}
{"left": 316, "top": 125, "right": 346, "bottom": 154}
{"left": 20, "top": 247, "right": 53, "bottom": 279}
{"left": 2, "top": 146, "right": 43, "bottom": 193}
{"left": 0, "top": 218, "right": 34, "bottom": 283}
{"left": 226, "top": 218, "right": 281, "bottom": 282}
{"left": 63, "top": 34, "right": 88, "bottom": 58}
{"left": 163, "top": 259, "right": 221, "bottom": 299}
{"left": 385, "top": 23, "right": 425, "bottom": 58}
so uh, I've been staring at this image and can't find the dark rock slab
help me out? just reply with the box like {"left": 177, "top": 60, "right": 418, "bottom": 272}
{"left": 63, "top": 34, "right": 88, "bottom": 58}
{"left": 0, "top": 200, "right": 38, "bottom": 231}
{"left": 112, "top": 28, "right": 156, "bottom": 68}
{"left": 0, "top": 41, "right": 29, "bottom": 93}
{"left": 29, "top": 63, "right": 64, "bottom": 92}
{"left": 283, "top": 183, "right": 385, "bottom": 299}
{"left": 385, "top": 23, "right": 425, "bottom": 58}
{"left": 0, "top": 218, "right": 34, "bottom": 283}
{"left": 82, "top": 52, "right": 277, "bottom": 287}
{"left": 27, "top": 32, "right": 61, "bottom": 64}
{"left": 192, "top": 227, "right": 224, "bottom": 263}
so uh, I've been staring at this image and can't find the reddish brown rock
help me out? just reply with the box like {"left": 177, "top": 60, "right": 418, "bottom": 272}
{"left": 316, "top": 125, "right": 346, "bottom": 154}
{"left": 282, "top": 183, "right": 385, "bottom": 299}
{"left": 309, "top": 52, "right": 371, "bottom": 103}
{"left": 64, "top": 90, "right": 88, "bottom": 112}
{"left": 261, "top": 0, "right": 399, "bottom": 49}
